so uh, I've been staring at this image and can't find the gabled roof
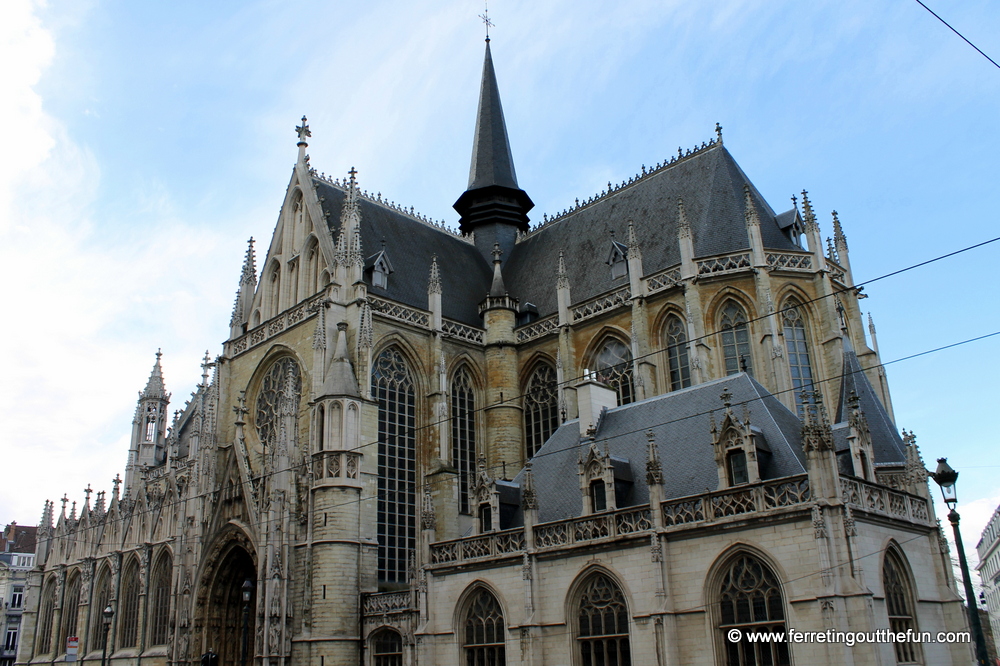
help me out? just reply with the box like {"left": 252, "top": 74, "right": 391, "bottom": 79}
{"left": 315, "top": 180, "right": 493, "bottom": 326}
{"left": 503, "top": 144, "right": 800, "bottom": 318}
{"left": 513, "top": 373, "right": 808, "bottom": 524}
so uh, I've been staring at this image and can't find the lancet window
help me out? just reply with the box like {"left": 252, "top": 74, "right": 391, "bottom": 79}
{"left": 523, "top": 363, "right": 559, "bottom": 459}
{"left": 149, "top": 552, "right": 173, "bottom": 645}
{"left": 594, "top": 338, "right": 635, "bottom": 405}
{"left": 720, "top": 301, "right": 753, "bottom": 376}
{"left": 61, "top": 573, "right": 82, "bottom": 649}
{"left": 254, "top": 357, "right": 302, "bottom": 450}
{"left": 663, "top": 314, "right": 691, "bottom": 391}
{"left": 781, "top": 299, "right": 814, "bottom": 418}
{"left": 463, "top": 588, "right": 506, "bottom": 666}
{"left": 883, "top": 548, "right": 921, "bottom": 664}
{"left": 577, "top": 572, "right": 631, "bottom": 666}
{"left": 35, "top": 578, "right": 55, "bottom": 654}
{"left": 451, "top": 366, "right": 477, "bottom": 515}
{"left": 718, "top": 554, "right": 789, "bottom": 666}
{"left": 118, "top": 559, "right": 141, "bottom": 648}
{"left": 372, "top": 347, "right": 417, "bottom": 584}
{"left": 89, "top": 568, "right": 111, "bottom": 650}
{"left": 372, "top": 628, "right": 404, "bottom": 666}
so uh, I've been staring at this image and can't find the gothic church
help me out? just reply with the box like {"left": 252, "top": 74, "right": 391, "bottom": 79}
{"left": 18, "top": 40, "right": 972, "bottom": 666}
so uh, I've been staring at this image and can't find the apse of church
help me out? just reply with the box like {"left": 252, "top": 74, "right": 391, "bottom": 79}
{"left": 18, "top": 38, "right": 970, "bottom": 666}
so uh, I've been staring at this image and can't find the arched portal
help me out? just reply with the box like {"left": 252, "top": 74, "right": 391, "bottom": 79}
{"left": 203, "top": 543, "right": 257, "bottom": 666}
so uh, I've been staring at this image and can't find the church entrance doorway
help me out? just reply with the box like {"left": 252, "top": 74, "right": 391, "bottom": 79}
{"left": 204, "top": 543, "right": 257, "bottom": 666}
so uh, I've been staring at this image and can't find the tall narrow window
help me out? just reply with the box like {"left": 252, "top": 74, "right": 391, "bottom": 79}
{"left": 884, "top": 549, "right": 921, "bottom": 664}
{"left": 61, "top": 573, "right": 82, "bottom": 650}
{"left": 720, "top": 302, "right": 753, "bottom": 376}
{"left": 372, "top": 629, "right": 404, "bottom": 666}
{"left": 594, "top": 338, "right": 635, "bottom": 406}
{"left": 577, "top": 573, "right": 631, "bottom": 666}
{"left": 718, "top": 554, "right": 789, "bottom": 666}
{"left": 35, "top": 579, "right": 55, "bottom": 654}
{"left": 781, "top": 299, "right": 814, "bottom": 418}
{"left": 464, "top": 588, "right": 506, "bottom": 666}
{"left": 149, "top": 553, "right": 172, "bottom": 645}
{"left": 90, "top": 568, "right": 111, "bottom": 650}
{"left": 523, "top": 364, "right": 559, "bottom": 459}
{"left": 145, "top": 404, "right": 157, "bottom": 441}
{"left": 663, "top": 315, "right": 691, "bottom": 391}
{"left": 726, "top": 450, "right": 749, "bottom": 486}
{"left": 118, "top": 560, "right": 140, "bottom": 648}
{"left": 590, "top": 480, "right": 607, "bottom": 512}
{"left": 371, "top": 347, "right": 417, "bottom": 584}
{"left": 451, "top": 366, "right": 477, "bottom": 515}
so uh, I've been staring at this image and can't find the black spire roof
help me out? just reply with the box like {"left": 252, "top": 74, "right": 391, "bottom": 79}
{"left": 454, "top": 40, "right": 533, "bottom": 241}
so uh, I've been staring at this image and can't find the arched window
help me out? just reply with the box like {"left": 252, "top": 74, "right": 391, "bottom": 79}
{"left": 594, "top": 338, "right": 635, "bottom": 406}
{"left": 255, "top": 357, "right": 302, "bottom": 449}
{"left": 149, "top": 553, "right": 172, "bottom": 645}
{"left": 89, "top": 567, "right": 111, "bottom": 650}
{"left": 883, "top": 548, "right": 921, "bottom": 664}
{"left": 463, "top": 588, "right": 506, "bottom": 665}
{"left": 781, "top": 299, "right": 814, "bottom": 418}
{"left": 577, "top": 572, "right": 630, "bottom": 666}
{"left": 372, "top": 628, "right": 404, "bottom": 666}
{"left": 720, "top": 301, "right": 753, "bottom": 376}
{"left": 118, "top": 559, "right": 140, "bottom": 648}
{"left": 663, "top": 314, "right": 691, "bottom": 391}
{"left": 717, "top": 554, "right": 789, "bottom": 666}
{"left": 269, "top": 263, "right": 281, "bottom": 317}
{"left": 523, "top": 363, "right": 559, "bottom": 459}
{"left": 371, "top": 347, "right": 417, "bottom": 584}
{"left": 35, "top": 578, "right": 55, "bottom": 654}
{"left": 61, "top": 573, "right": 82, "bottom": 651}
{"left": 451, "top": 366, "right": 477, "bottom": 515}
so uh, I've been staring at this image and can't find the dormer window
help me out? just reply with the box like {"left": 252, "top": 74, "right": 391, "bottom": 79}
{"left": 606, "top": 240, "right": 629, "bottom": 279}
{"left": 589, "top": 480, "right": 607, "bottom": 512}
{"left": 726, "top": 449, "right": 749, "bottom": 485}
{"left": 366, "top": 248, "right": 393, "bottom": 290}
{"left": 478, "top": 503, "right": 493, "bottom": 532}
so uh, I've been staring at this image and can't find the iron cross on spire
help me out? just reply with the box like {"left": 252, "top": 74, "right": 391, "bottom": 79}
{"left": 479, "top": 0, "right": 494, "bottom": 40}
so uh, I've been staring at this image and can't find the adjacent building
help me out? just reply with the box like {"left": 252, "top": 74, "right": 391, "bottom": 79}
{"left": 1, "top": 524, "right": 36, "bottom": 666}
{"left": 977, "top": 503, "right": 1000, "bottom": 655}
{"left": 16, "top": 39, "right": 973, "bottom": 665}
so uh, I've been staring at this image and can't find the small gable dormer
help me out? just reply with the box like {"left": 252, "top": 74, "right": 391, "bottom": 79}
{"left": 578, "top": 441, "right": 633, "bottom": 514}
{"left": 776, "top": 206, "right": 806, "bottom": 249}
{"left": 711, "top": 388, "right": 769, "bottom": 489}
{"left": 470, "top": 457, "right": 521, "bottom": 533}
{"left": 366, "top": 247, "right": 393, "bottom": 290}
{"left": 606, "top": 239, "right": 629, "bottom": 280}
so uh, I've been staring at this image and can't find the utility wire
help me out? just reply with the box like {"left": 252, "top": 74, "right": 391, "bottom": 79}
{"left": 914, "top": 0, "right": 1000, "bottom": 70}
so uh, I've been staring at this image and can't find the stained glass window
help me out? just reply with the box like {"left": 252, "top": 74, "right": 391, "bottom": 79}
{"left": 578, "top": 573, "right": 630, "bottom": 666}
{"left": 718, "top": 554, "right": 789, "bottom": 666}
{"left": 464, "top": 589, "right": 506, "bottom": 666}
{"left": 720, "top": 302, "right": 753, "bottom": 376}
{"left": 664, "top": 315, "right": 691, "bottom": 391}
{"left": 89, "top": 568, "right": 111, "bottom": 650}
{"left": 372, "top": 347, "right": 416, "bottom": 584}
{"left": 255, "top": 357, "right": 302, "bottom": 448}
{"left": 523, "top": 364, "right": 559, "bottom": 459}
{"left": 884, "top": 549, "right": 921, "bottom": 664}
{"left": 781, "top": 300, "right": 814, "bottom": 419}
{"left": 452, "top": 366, "right": 477, "bottom": 515}
{"left": 149, "top": 553, "right": 173, "bottom": 645}
{"left": 35, "top": 579, "right": 55, "bottom": 654}
{"left": 118, "top": 560, "right": 140, "bottom": 648}
{"left": 595, "top": 338, "right": 634, "bottom": 406}
{"left": 61, "top": 573, "right": 81, "bottom": 649}
{"left": 372, "top": 629, "right": 404, "bottom": 666}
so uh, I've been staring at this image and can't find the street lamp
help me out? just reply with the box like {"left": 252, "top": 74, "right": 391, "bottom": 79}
{"left": 101, "top": 604, "right": 114, "bottom": 666}
{"left": 931, "top": 458, "right": 990, "bottom": 665}
{"left": 241, "top": 578, "right": 254, "bottom": 666}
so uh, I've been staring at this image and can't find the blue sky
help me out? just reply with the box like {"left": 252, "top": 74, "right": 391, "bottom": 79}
{"left": 1, "top": 0, "right": 998, "bottom": 570}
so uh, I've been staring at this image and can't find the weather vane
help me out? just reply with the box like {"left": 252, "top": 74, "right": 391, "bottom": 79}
{"left": 479, "top": 1, "right": 494, "bottom": 41}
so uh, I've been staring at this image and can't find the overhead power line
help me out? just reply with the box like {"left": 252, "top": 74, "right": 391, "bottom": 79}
{"left": 914, "top": 0, "right": 1000, "bottom": 70}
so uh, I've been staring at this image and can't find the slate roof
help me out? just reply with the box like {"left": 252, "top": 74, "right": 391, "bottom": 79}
{"left": 834, "top": 334, "right": 907, "bottom": 462}
{"left": 503, "top": 144, "right": 801, "bottom": 317}
{"left": 315, "top": 181, "right": 493, "bottom": 326}
{"left": 466, "top": 41, "right": 519, "bottom": 192}
{"left": 512, "top": 373, "right": 809, "bottom": 524}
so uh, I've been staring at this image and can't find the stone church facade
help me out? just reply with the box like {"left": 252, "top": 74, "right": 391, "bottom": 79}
{"left": 18, "top": 41, "right": 972, "bottom": 665}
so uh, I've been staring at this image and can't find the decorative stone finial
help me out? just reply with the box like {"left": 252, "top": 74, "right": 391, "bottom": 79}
{"left": 832, "top": 210, "right": 847, "bottom": 249}
{"left": 715, "top": 122, "right": 723, "bottom": 143}
{"left": 60, "top": 494, "right": 69, "bottom": 517}
{"left": 233, "top": 390, "right": 249, "bottom": 426}
{"left": 743, "top": 185, "right": 760, "bottom": 228}
{"left": 296, "top": 116, "right": 311, "bottom": 145}
{"left": 112, "top": 473, "right": 122, "bottom": 499}
{"left": 800, "top": 190, "right": 818, "bottom": 233}
{"left": 428, "top": 255, "right": 442, "bottom": 295}
{"left": 84, "top": 484, "right": 92, "bottom": 505}
{"left": 479, "top": 0, "right": 494, "bottom": 41}
{"left": 645, "top": 430, "right": 662, "bottom": 486}
{"left": 491, "top": 241, "right": 503, "bottom": 264}
{"left": 720, "top": 387, "right": 733, "bottom": 409}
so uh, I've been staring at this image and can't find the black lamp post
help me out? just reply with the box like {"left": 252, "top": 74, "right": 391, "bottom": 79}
{"left": 241, "top": 578, "right": 254, "bottom": 666}
{"left": 101, "top": 604, "right": 114, "bottom": 666}
{"left": 931, "top": 457, "right": 990, "bottom": 665}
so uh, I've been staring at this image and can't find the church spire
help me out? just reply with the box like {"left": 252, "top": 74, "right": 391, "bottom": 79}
{"left": 454, "top": 39, "right": 534, "bottom": 250}
{"left": 142, "top": 349, "right": 168, "bottom": 400}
